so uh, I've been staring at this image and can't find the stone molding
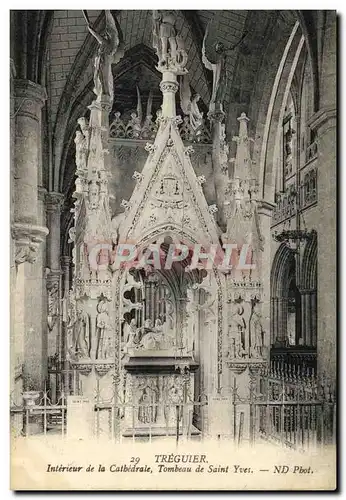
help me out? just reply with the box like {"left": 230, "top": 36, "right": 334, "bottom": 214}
{"left": 308, "top": 106, "right": 336, "bottom": 135}
{"left": 45, "top": 191, "right": 65, "bottom": 213}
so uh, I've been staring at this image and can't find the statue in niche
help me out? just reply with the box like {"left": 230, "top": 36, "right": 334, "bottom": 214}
{"left": 180, "top": 75, "right": 204, "bottom": 131}
{"left": 86, "top": 10, "right": 124, "bottom": 101}
{"left": 249, "top": 302, "right": 265, "bottom": 358}
{"left": 65, "top": 292, "right": 77, "bottom": 361}
{"left": 95, "top": 298, "right": 110, "bottom": 359}
{"left": 202, "top": 24, "right": 248, "bottom": 112}
{"left": 138, "top": 384, "right": 158, "bottom": 424}
{"left": 228, "top": 305, "right": 247, "bottom": 359}
{"left": 47, "top": 281, "right": 59, "bottom": 332}
{"left": 75, "top": 302, "right": 90, "bottom": 358}
{"left": 164, "top": 382, "right": 183, "bottom": 425}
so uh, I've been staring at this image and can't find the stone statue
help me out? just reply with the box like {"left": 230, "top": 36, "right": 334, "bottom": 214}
{"left": 202, "top": 24, "right": 248, "bottom": 112}
{"left": 47, "top": 281, "right": 59, "bottom": 332}
{"left": 74, "top": 131, "right": 85, "bottom": 172}
{"left": 75, "top": 302, "right": 90, "bottom": 358}
{"left": 66, "top": 294, "right": 77, "bottom": 360}
{"left": 138, "top": 319, "right": 158, "bottom": 349}
{"left": 88, "top": 181, "right": 101, "bottom": 210}
{"left": 86, "top": 10, "right": 124, "bottom": 101}
{"left": 180, "top": 75, "right": 204, "bottom": 131}
{"left": 138, "top": 385, "right": 158, "bottom": 424}
{"left": 249, "top": 305, "right": 264, "bottom": 358}
{"left": 229, "top": 305, "right": 247, "bottom": 356}
{"left": 164, "top": 382, "right": 183, "bottom": 425}
{"left": 95, "top": 298, "right": 110, "bottom": 359}
{"left": 152, "top": 10, "right": 177, "bottom": 66}
{"left": 123, "top": 318, "right": 139, "bottom": 351}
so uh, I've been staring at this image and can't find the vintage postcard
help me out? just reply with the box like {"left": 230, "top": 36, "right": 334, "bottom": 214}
{"left": 10, "top": 8, "right": 337, "bottom": 491}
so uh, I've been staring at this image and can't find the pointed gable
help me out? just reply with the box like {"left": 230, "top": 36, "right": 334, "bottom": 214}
{"left": 118, "top": 120, "right": 220, "bottom": 246}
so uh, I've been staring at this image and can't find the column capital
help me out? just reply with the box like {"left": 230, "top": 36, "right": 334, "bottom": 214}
{"left": 11, "top": 222, "right": 49, "bottom": 265}
{"left": 13, "top": 79, "right": 47, "bottom": 115}
{"left": 208, "top": 109, "right": 225, "bottom": 123}
{"left": 45, "top": 192, "right": 64, "bottom": 213}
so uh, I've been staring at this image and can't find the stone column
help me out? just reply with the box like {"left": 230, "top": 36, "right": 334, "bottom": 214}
{"left": 308, "top": 109, "right": 336, "bottom": 385}
{"left": 307, "top": 12, "right": 336, "bottom": 389}
{"left": 159, "top": 73, "right": 178, "bottom": 118}
{"left": 46, "top": 192, "right": 64, "bottom": 401}
{"left": 12, "top": 79, "right": 48, "bottom": 258}
{"left": 11, "top": 79, "right": 49, "bottom": 434}
{"left": 311, "top": 290, "right": 317, "bottom": 347}
{"left": 258, "top": 200, "right": 275, "bottom": 351}
{"left": 301, "top": 290, "right": 314, "bottom": 346}
{"left": 61, "top": 255, "right": 72, "bottom": 391}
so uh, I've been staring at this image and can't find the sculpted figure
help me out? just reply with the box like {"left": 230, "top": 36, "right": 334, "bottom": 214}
{"left": 202, "top": 23, "right": 248, "bottom": 112}
{"left": 138, "top": 385, "right": 158, "bottom": 424}
{"left": 75, "top": 302, "right": 90, "bottom": 358}
{"left": 86, "top": 10, "right": 124, "bottom": 101}
{"left": 123, "top": 318, "right": 139, "bottom": 351}
{"left": 249, "top": 304, "right": 265, "bottom": 358}
{"left": 138, "top": 319, "right": 157, "bottom": 349}
{"left": 152, "top": 10, "right": 177, "bottom": 66}
{"left": 95, "top": 298, "right": 110, "bottom": 359}
{"left": 180, "top": 75, "right": 204, "bottom": 131}
{"left": 229, "top": 305, "right": 247, "bottom": 356}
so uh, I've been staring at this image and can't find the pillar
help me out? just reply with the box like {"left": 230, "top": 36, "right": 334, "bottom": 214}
{"left": 11, "top": 78, "right": 49, "bottom": 405}
{"left": 45, "top": 192, "right": 64, "bottom": 401}
{"left": 258, "top": 201, "right": 275, "bottom": 349}
{"left": 61, "top": 255, "right": 72, "bottom": 392}
{"left": 308, "top": 11, "right": 336, "bottom": 389}
{"left": 159, "top": 72, "right": 178, "bottom": 118}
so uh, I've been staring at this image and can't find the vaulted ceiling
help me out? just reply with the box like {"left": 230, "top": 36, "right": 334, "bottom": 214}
{"left": 10, "top": 10, "right": 322, "bottom": 201}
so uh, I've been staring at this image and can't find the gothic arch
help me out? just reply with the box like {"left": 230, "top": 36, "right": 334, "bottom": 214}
{"left": 271, "top": 243, "right": 296, "bottom": 298}
{"left": 270, "top": 243, "right": 301, "bottom": 346}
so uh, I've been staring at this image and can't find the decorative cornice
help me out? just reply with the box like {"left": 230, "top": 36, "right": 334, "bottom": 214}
{"left": 12, "top": 222, "right": 49, "bottom": 265}
{"left": 94, "top": 363, "right": 114, "bottom": 376}
{"left": 307, "top": 106, "right": 336, "bottom": 133}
